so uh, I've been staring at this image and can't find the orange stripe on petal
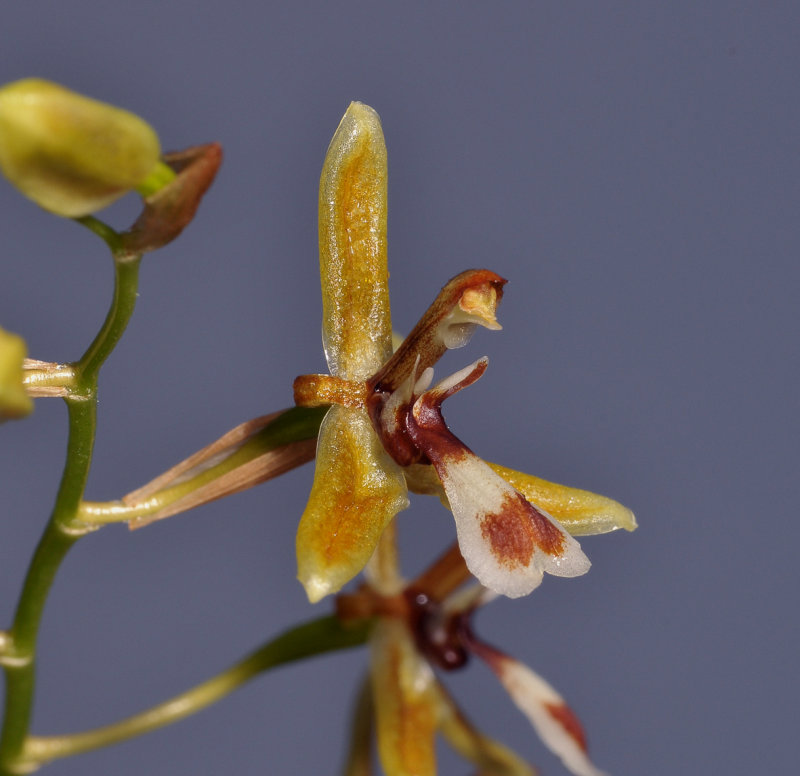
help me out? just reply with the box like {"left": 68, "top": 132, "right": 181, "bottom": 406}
{"left": 319, "top": 102, "right": 393, "bottom": 380}
{"left": 370, "top": 620, "right": 439, "bottom": 776}
{"left": 296, "top": 405, "right": 408, "bottom": 602}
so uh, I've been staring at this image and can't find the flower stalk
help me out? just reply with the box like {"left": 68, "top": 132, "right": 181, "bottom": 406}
{"left": 0, "top": 227, "right": 142, "bottom": 775}
{"left": 21, "top": 616, "right": 370, "bottom": 770}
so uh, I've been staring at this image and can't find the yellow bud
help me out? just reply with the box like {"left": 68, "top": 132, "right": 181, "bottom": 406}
{"left": 0, "top": 327, "right": 33, "bottom": 421}
{"left": 0, "top": 78, "right": 161, "bottom": 217}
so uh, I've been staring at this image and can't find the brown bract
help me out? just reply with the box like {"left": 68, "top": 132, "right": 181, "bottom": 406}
{"left": 121, "top": 142, "right": 222, "bottom": 254}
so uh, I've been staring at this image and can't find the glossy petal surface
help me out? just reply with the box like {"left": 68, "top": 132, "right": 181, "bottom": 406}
{"left": 428, "top": 448, "right": 591, "bottom": 597}
{"left": 296, "top": 405, "right": 408, "bottom": 602}
{"left": 370, "top": 619, "right": 438, "bottom": 776}
{"left": 488, "top": 464, "right": 636, "bottom": 536}
{"left": 403, "top": 360, "right": 591, "bottom": 598}
{"left": 319, "top": 101, "right": 392, "bottom": 380}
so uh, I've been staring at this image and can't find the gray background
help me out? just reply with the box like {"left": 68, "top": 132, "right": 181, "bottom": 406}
{"left": 1, "top": 2, "right": 797, "bottom": 775}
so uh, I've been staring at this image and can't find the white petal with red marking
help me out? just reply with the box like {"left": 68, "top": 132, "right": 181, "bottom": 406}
{"left": 431, "top": 452, "right": 591, "bottom": 598}
{"left": 492, "top": 654, "right": 608, "bottom": 776}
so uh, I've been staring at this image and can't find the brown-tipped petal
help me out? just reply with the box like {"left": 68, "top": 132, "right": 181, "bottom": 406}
{"left": 420, "top": 356, "right": 488, "bottom": 404}
{"left": 426, "top": 449, "right": 590, "bottom": 597}
{"left": 488, "top": 464, "right": 637, "bottom": 536}
{"left": 120, "top": 142, "right": 222, "bottom": 254}
{"left": 470, "top": 642, "right": 608, "bottom": 776}
{"left": 369, "top": 270, "right": 506, "bottom": 393}
{"left": 434, "top": 681, "right": 536, "bottom": 776}
{"left": 406, "top": 366, "right": 590, "bottom": 598}
{"left": 370, "top": 619, "right": 439, "bottom": 776}
{"left": 296, "top": 406, "right": 408, "bottom": 602}
{"left": 319, "top": 102, "right": 393, "bottom": 380}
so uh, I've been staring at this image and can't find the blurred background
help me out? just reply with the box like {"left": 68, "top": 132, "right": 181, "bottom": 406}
{"left": 1, "top": 2, "right": 798, "bottom": 774}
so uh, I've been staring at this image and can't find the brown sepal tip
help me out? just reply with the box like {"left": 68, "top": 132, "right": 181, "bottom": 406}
{"left": 121, "top": 142, "right": 223, "bottom": 254}
{"left": 368, "top": 269, "right": 506, "bottom": 394}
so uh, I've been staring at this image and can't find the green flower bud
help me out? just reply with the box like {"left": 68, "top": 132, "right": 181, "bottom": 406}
{"left": 0, "top": 78, "right": 162, "bottom": 217}
{"left": 0, "top": 327, "right": 33, "bottom": 422}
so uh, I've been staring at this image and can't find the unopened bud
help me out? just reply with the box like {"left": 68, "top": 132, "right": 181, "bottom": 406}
{"left": 0, "top": 327, "right": 33, "bottom": 421}
{"left": 0, "top": 78, "right": 162, "bottom": 217}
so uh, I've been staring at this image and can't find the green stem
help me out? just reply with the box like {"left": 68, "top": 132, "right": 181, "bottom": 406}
{"left": 73, "top": 216, "right": 123, "bottom": 253}
{"left": 77, "top": 257, "right": 141, "bottom": 379}
{"left": 0, "top": 238, "right": 142, "bottom": 775}
{"left": 24, "top": 616, "right": 370, "bottom": 766}
{"left": 0, "top": 527, "right": 77, "bottom": 774}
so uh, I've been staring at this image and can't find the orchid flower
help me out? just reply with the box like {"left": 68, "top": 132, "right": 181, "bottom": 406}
{"left": 293, "top": 101, "right": 634, "bottom": 603}
{"left": 337, "top": 545, "right": 609, "bottom": 776}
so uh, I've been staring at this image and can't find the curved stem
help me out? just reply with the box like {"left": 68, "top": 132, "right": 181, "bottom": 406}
{"left": 0, "top": 244, "right": 142, "bottom": 775}
{"left": 77, "top": 256, "right": 141, "bottom": 379}
{"left": 24, "top": 616, "right": 370, "bottom": 766}
{"left": 0, "top": 399, "right": 96, "bottom": 774}
{"left": 73, "top": 216, "right": 123, "bottom": 253}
